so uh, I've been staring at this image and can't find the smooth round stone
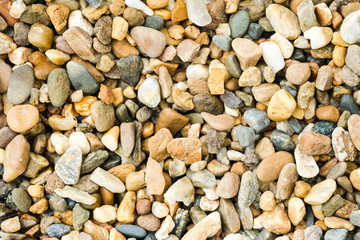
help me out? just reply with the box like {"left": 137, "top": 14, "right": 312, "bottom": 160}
{"left": 225, "top": 54, "right": 241, "bottom": 78}
{"left": 7, "top": 64, "right": 34, "bottom": 105}
{"left": 144, "top": 15, "right": 164, "bottom": 30}
{"left": 116, "top": 224, "right": 147, "bottom": 238}
{"left": 313, "top": 121, "right": 336, "bottom": 138}
{"left": 186, "top": 64, "right": 209, "bottom": 80}
{"left": 138, "top": 77, "right": 161, "bottom": 108}
{"left": 90, "top": 100, "right": 115, "bottom": 132}
{"left": 47, "top": 68, "right": 71, "bottom": 107}
{"left": 45, "top": 224, "right": 71, "bottom": 238}
{"left": 259, "top": 41, "right": 285, "bottom": 73}
{"left": 212, "top": 35, "right": 232, "bottom": 52}
{"left": 7, "top": 104, "right": 39, "bottom": 133}
{"left": 304, "top": 179, "right": 336, "bottom": 205}
{"left": 66, "top": 61, "right": 99, "bottom": 94}
{"left": 248, "top": 23, "right": 263, "bottom": 40}
{"left": 118, "top": 54, "right": 143, "bottom": 86}
{"left": 229, "top": 10, "right": 250, "bottom": 38}
{"left": 340, "top": 94, "right": 360, "bottom": 115}
{"left": 350, "top": 210, "right": 360, "bottom": 227}
{"left": 244, "top": 108, "right": 270, "bottom": 133}
{"left": 184, "top": 0, "right": 212, "bottom": 27}
{"left": 11, "top": 188, "right": 31, "bottom": 212}
{"left": 270, "top": 130, "right": 295, "bottom": 151}
{"left": 324, "top": 229, "right": 348, "bottom": 240}
{"left": 340, "top": 9, "right": 360, "bottom": 44}
{"left": 233, "top": 125, "right": 256, "bottom": 147}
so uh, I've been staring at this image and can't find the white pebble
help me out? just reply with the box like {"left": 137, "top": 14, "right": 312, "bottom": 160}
{"left": 152, "top": 201, "right": 169, "bottom": 218}
{"left": 186, "top": 64, "right": 209, "bottom": 80}
{"left": 9, "top": 0, "right": 26, "bottom": 19}
{"left": 184, "top": 0, "right": 212, "bottom": 27}
{"left": 259, "top": 41, "right": 285, "bottom": 73}
{"left": 227, "top": 150, "right": 245, "bottom": 161}
{"left": 69, "top": 131, "right": 90, "bottom": 155}
{"left": 270, "top": 33, "right": 294, "bottom": 59}
{"left": 304, "top": 26, "right": 333, "bottom": 49}
{"left": 138, "top": 77, "right": 161, "bottom": 108}
{"left": 340, "top": 9, "right": 360, "bottom": 44}
{"left": 125, "top": 0, "right": 154, "bottom": 16}
{"left": 68, "top": 10, "right": 93, "bottom": 36}
{"left": 50, "top": 132, "right": 69, "bottom": 155}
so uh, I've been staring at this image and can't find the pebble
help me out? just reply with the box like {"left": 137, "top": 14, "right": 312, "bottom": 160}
{"left": 7, "top": 64, "right": 34, "bottom": 105}
{"left": 324, "top": 229, "right": 348, "bottom": 240}
{"left": 229, "top": 10, "right": 249, "bottom": 38}
{"left": 3, "top": 135, "right": 30, "bottom": 182}
{"left": 145, "top": 14, "right": 164, "bottom": 30}
{"left": 266, "top": 4, "right": 301, "bottom": 40}
{"left": 270, "top": 32, "right": 293, "bottom": 59}
{"left": 286, "top": 63, "right": 311, "bottom": 85}
{"left": 340, "top": 9, "right": 360, "bottom": 44}
{"left": 130, "top": 26, "right": 166, "bottom": 57}
{"left": 182, "top": 212, "right": 221, "bottom": 240}
{"left": 164, "top": 177, "right": 194, "bottom": 206}
{"left": 297, "top": 0, "right": 320, "bottom": 32}
{"left": 138, "top": 77, "right": 161, "bottom": 108}
{"left": 47, "top": 68, "right": 70, "bottom": 107}
{"left": 20, "top": 4, "right": 50, "bottom": 25}
{"left": 11, "top": 187, "right": 31, "bottom": 212}
{"left": 304, "top": 26, "right": 333, "bottom": 49}
{"left": 248, "top": 23, "right": 264, "bottom": 40}
{"left": 255, "top": 204, "right": 291, "bottom": 234}
{"left": 116, "top": 224, "right": 147, "bottom": 239}
{"left": 45, "top": 224, "right": 71, "bottom": 238}
{"left": 259, "top": 41, "right": 285, "bottom": 73}
{"left": 201, "top": 112, "right": 234, "bottom": 131}
{"left": 322, "top": 194, "right": 344, "bottom": 217}
{"left": 6, "top": 104, "right": 39, "bottom": 133}
{"left": 112, "top": 16, "right": 128, "bottom": 42}
{"left": 66, "top": 61, "right": 99, "bottom": 95}
{"left": 288, "top": 197, "right": 306, "bottom": 226}
{"left": 192, "top": 169, "right": 216, "bottom": 188}
{"left": 73, "top": 203, "right": 90, "bottom": 230}
{"left": 332, "top": 127, "right": 356, "bottom": 162}
{"left": 232, "top": 38, "right": 262, "bottom": 71}
{"left": 93, "top": 205, "right": 116, "bottom": 223}
{"left": 81, "top": 150, "right": 109, "bottom": 174}
{"left": 294, "top": 145, "right": 319, "bottom": 178}
{"left": 90, "top": 167, "right": 125, "bottom": 193}
{"left": 233, "top": 125, "right": 256, "bottom": 147}
{"left": 216, "top": 172, "right": 240, "bottom": 199}
{"left": 212, "top": 35, "right": 232, "bottom": 51}
{"left": 55, "top": 145, "right": 82, "bottom": 185}
{"left": 244, "top": 108, "right": 270, "bottom": 132}
{"left": 257, "top": 151, "right": 294, "bottom": 182}
{"left": 270, "top": 130, "right": 295, "bottom": 151}
{"left": 267, "top": 89, "right": 296, "bottom": 121}
{"left": 118, "top": 54, "right": 143, "bottom": 86}
{"left": 145, "top": 157, "right": 165, "bottom": 195}
{"left": 238, "top": 171, "right": 258, "bottom": 208}
{"left": 55, "top": 186, "right": 97, "bottom": 205}
{"left": 304, "top": 179, "right": 336, "bottom": 205}
{"left": 304, "top": 225, "right": 323, "bottom": 240}
{"left": 167, "top": 137, "right": 201, "bottom": 164}
{"left": 91, "top": 100, "right": 115, "bottom": 132}
{"left": 1, "top": 216, "right": 21, "bottom": 233}
{"left": 238, "top": 66, "right": 261, "bottom": 87}
{"left": 177, "top": 39, "right": 200, "bottom": 62}
{"left": 340, "top": 94, "right": 360, "bottom": 115}
{"left": 225, "top": 54, "right": 241, "bottom": 78}
{"left": 299, "top": 130, "right": 332, "bottom": 155}
{"left": 184, "top": 0, "right": 211, "bottom": 27}
{"left": 125, "top": 0, "right": 154, "bottom": 16}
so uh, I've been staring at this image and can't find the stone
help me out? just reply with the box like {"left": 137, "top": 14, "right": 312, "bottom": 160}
{"left": 45, "top": 49, "right": 70, "bottom": 65}
{"left": 130, "top": 26, "right": 166, "bottom": 57}
{"left": 55, "top": 145, "right": 82, "bottom": 185}
{"left": 93, "top": 205, "right": 116, "bottom": 223}
{"left": 267, "top": 89, "right": 296, "bottom": 121}
{"left": 324, "top": 229, "right": 348, "bottom": 240}
{"left": 45, "top": 224, "right": 71, "bottom": 238}
{"left": 118, "top": 55, "right": 143, "bottom": 86}
{"left": 182, "top": 212, "right": 221, "bottom": 240}
{"left": 91, "top": 100, "right": 115, "bottom": 132}
{"left": 90, "top": 167, "right": 125, "bottom": 193}
{"left": 11, "top": 187, "right": 31, "bottom": 212}
{"left": 254, "top": 204, "right": 291, "bottom": 234}
{"left": 7, "top": 64, "right": 34, "bottom": 105}
{"left": 193, "top": 93, "right": 224, "bottom": 115}
{"left": 145, "top": 158, "right": 165, "bottom": 195}
{"left": 340, "top": 94, "right": 360, "bottom": 115}
{"left": 216, "top": 172, "right": 240, "bottom": 199}
{"left": 138, "top": 77, "right": 161, "bottom": 108}
{"left": 248, "top": 23, "right": 264, "bottom": 40}
{"left": 340, "top": 9, "right": 360, "bottom": 44}
{"left": 68, "top": 10, "right": 92, "bottom": 36}
{"left": 270, "top": 32, "right": 293, "bottom": 59}
{"left": 238, "top": 171, "right": 258, "bottom": 208}
{"left": 294, "top": 145, "right": 319, "bottom": 178}
{"left": 63, "top": 27, "right": 94, "bottom": 61}
{"left": 233, "top": 125, "right": 256, "bottom": 147}
{"left": 297, "top": 0, "right": 320, "bottom": 32}
{"left": 345, "top": 45, "right": 360, "bottom": 76}
{"left": 6, "top": 105, "right": 39, "bottom": 133}
{"left": 259, "top": 41, "right": 285, "bottom": 73}
{"left": 257, "top": 151, "right": 294, "bottom": 182}
{"left": 270, "top": 130, "right": 295, "bottom": 151}
{"left": 177, "top": 39, "right": 200, "bottom": 62}
{"left": 218, "top": 198, "right": 240, "bottom": 234}
{"left": 73, "top": 203, "right": 90, "bottom": 230}
{"left": 324, "top": 216, "right": 354, "bottom": 231}
{"left": 286, "top": 63, "right": 311, "bottom": 85}
{"left": 116, "top": 191, "right": 136, "bottom": 223}
{"left": 0, "top": 127, "right": 16, "bottom": 149}
{"left": 164, "top": 177, "right": 194, "bottom": 206}
{"left": 66, "top": 61, "right": 99, "bottom": 95}
{"left": 322, "top": 194, "right": 345, "bottom": 217}
{"left": 54, "top": 186, "right": 97, "bottom": 205}
{"left": 0, "top": 59, "right": 12, "bottom": 94}
{"left": 212, "top": 35, "right": 232, "bottom": 51}
{"left": 229, "top": 10, "right": 249, "bottom": 38}
{"left": 304, "top": 225, "right": 323, "bottom": 240}
{"left": 350, "top": 168, "right": 360, "bottom": 190}
{"left": 120, "top": 122, "right": 135, "bottom": 157}
{"left": 266, "top": 4, "right": 301, "bottom": 40}
{"left": 182, "top": 0, "right": 211, "bottom": 27}
{"left": 167, "top": 137, "right": 201, "bottom": 164}
{"left": 81, "top": 150, "right": 109, "bottom": 174}
{"left": 288, "top": 197, "right": 306, "bottom": 226}
{"left": 332, "top": 127, "right": 356, "bottom": 162}
{"left": 231, "top": 38, "right": 262, "bottom": 70}
{"left": 238, "top": 66, "right": 261, "bottom": 87}
{"left": 83, "top": 220, "right": 109, "bottom": 240}
{"left": 20, "top": 4, "right": 50, "bottom": 25}
{"left": 192, "top": 169, "right": 216, "bottom": 188}
{"left": 1, "top": 216, "right": 20, "bottom": 233}
{"left": 27, "top": 23, "right": 53, "bottom": 51}
{"left": 47, "top": 68, "right": 70, "bottom": 107}
{"left": 225, "top": 54, "right": 241, "bottom": 78}
{"left": 3, "top": 135, "right": 30, "bottom": 182}
{"left": 304, "top": 179, "right": 336, "bottom": 205}
{"left": 152, "top": 201, "right": 169, "bottom": 218}
{"left": 304, "top": 26, "right": 333, "bottom": 49}
{"left": 112, "top": 16, "right": 128, "bottom": 42}
{"left": 116, "top": 224, "right": 147, "bottom": 239}
{"left": 46, "top": 4, "right": 70, "bottom": 32}
{"left": 299, "top": 131, "right": 332, "bottom": 155}
{"left": 244, "top": 108, "right": 270, "bottom": 132}
{"left": 145, "top": 14, "right": 164, "bottom": 30}
{"left": 200, "top": 112, "right": 234, "bottom": 131}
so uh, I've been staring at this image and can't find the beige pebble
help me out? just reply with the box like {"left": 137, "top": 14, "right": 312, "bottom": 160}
{"left": 93, "top": 205, "right": 117, "bottom": 223}
{"left": 259, "top": 191, "right": 276, "bottom": 212}
{"left": 1, "top": 216, "right": 21, "bottom": 233}
{"left": 267, "top": 89, "right": 296, "bottom": 121}
{"left": 101, "top": 126, "right": 119, "bottom": 151}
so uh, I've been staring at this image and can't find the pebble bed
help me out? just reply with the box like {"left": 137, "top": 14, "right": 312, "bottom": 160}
{"left": 1, "top": 0, "right": 360, "bottom": 239}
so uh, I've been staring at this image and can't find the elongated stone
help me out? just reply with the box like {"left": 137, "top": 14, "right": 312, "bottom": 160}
{"left": 238, "top": 171, "right": 259, "bottom": 209}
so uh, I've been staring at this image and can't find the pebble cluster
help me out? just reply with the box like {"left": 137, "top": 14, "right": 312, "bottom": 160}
{"left": 1, "top": 0, "right": 360, "bottom": 239}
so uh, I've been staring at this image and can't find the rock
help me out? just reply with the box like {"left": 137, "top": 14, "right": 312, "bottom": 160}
{"left": 192, "top": 169, "right": 216, "bottom": 188}
{"left": 167, "top": 137, "right": 201, "bottom": 164}
{"left": 152, "top": 201, "right": 169, "bottom": 218}
{"left": 145, "top": 158, "right": 165, "bottom": 195}
{"left": 91, "top": 100, "right": 115, "bottom": 132}
{"left": 304, "top": 225, "right": 323, "bottom": 240}
{"left": 238, "top": 171, "right": 258, "bottom": 208}
{"left": 90, "top": 167, "right": 125, "bottom": 193}
{"left": 3, "top": 135, "right": 30, "bottom": 182}
{"left": 7, "top": 64, "right": 34, "bottom": 105}
{"left": 322, "top": 194, "right": 345, "bottom": 217}
{"left": 130, "top": 26, "right": 166, "bottom": 57}
{"left": 201, "top": 112, "right": 234, "bottom": 131}
{"left": 136, "top": 198, "right": 151, "bottom": 215}
{"left": 155, "top": 108, "right": 189, "bottom": 135}
{"left": 27, "top": 23, "right": 53, "bottom": 51}
{"left": 136, "top": 214, "right": 160, "bottom": 232}
{"left": 193, "top": 93, "right": 224, "bottom": 115}
{"left": 116, "top": 191, "right": 136, "bottom": 224}
{"left": 118, "top": 54, "right": 143, "bottom": 86}
{"left": 225, "top": 55, "right": 241, "bottom": 78}
{"left": 177, "top": 39, "right": 200, "bottom": 62}
{"left": 149, "top": 128, "right": 172, "bottom": 161}
{"left": 218, "top": 198, "right": 240, "bottom": 234}
{"left": 47, "top": 68, "right": 70, "bottom": 107}
{"left": 55, "top": 145, "right": 82, "bottom": 185}
{"left": 286, "top": 63, "right": 311, "bottom": 85}
{"left": 288, "top": 197, "right": 306, "bottom": 226}
{"left": 116, "top": 224, "right": 147, "bottom": 239}
{"left": 276, "top": 163, "right": 298, "bottom": 200}
{"left": 66, "top": 61, "right": 99, "bottom": 94}
{"left": 215, "top": 172, "right": 239, "bottom": 199}
{"left": 138, "top": 77, "right": 161, "bottom": 108}
{"left": 182, "top": 0, "right": 211, "bottom": 27}
{"left": 0, "top": 216, "right": 20, "bottom": 233}
{"left": 233, "top": 125, "right": 255, "bottom": 147}
{"left": 11, "top": 188, "right": 31, "bottom": 212}
{"left": 244, "top": 108, "right": 270, "bottom": 132}
{"left": 54, "top": 186, "right": 97, "bottom": 205}
{"left": 257, "top": 151, "right": 294, "bottom": 182}
{"left": 182, "top": 212, "right": 221, "bottom": 240}
{"left": 299, "top": 131, "right": 332, "bottom": 155}
{"left": 297, "top": 0, "right": 320, "bottom": 32}
{"left": 20, "top": 4, "right": 50, "bottom": 25}
{"left": 112, "top": 16, "right": 128, "bottom": 42}
{"left": 266, "top": 4, "right": 301, "bottom": 40}
{"left": 350, "top": 210, "right": 360, "bottom": 227}
{"left": 164, "top": 177, "right": 194, "bottom": 206}
{"left": 81, "top": 150, "right": 109, "bottom": 174}
{"left": 304, "top": 26, "right": 333, "bottom": 49}
{"left": 340, "top": 9, "right": 360, "bottom": 44}
{"left": 270, "top": 130, "right": 295, "bottom": 151}
{"left": 73, "top": 203, "right": 90, "bottom": 230}
{"left": 68, "top": 9, "right": 92, "bottom": 36}
{"left": 120, "top": 122, "right": 135, "bottom": 157}
{"left": 332, "top": 127, "right": 356, "bottom": 162}
{"left": 324, "top": 229, "right": 348, "bottom": 240}
{"left": 304, "top": 179, "right": 336, "bottom": 205}
{"left": 232, "top": 38, "right": 262, "bottom": 70}
{"left": 238, "top": 66, "right": 261, "bottom": 87}
{"left": 83, "top": 220, "right": 110, "bottom": 240}
{"left": 212, "top": 35, "right": 232, "bottom": 51}
{"left": 6, "top": 105, "right": 39, "bottom": 133}
{"left": 93, "top": 16, "right": 112, "bottom": 45}
{"left": 259, "top": 41, "right": 285, "bottom": 73}
{"left": 294, "top": 145, "right": 319, "bottom": 178}
{"left": 345, "top": 45, "right": 360, "bottom": 76}
{"left": 267, "top": 89, "right": 296, "bottom": 121}
{"left": 254, "top": 204, "right": 291, "bottom": 234}
{"left": 0, "top": 127, "right": 16, "bottom": 149}
{"left": 324, "top": 216, "right": 354, "bottom": 231}
{"left": 229, "top": 10, "right": 249, "bottom": 38}
{"left": 349, "top": 114, "right": 360, "bottom": 151}
{"left": 63, "top": 27, "right": 94, "bottom": 61}
{"left": 46, "top": 4, "right": 70, "bottom": 32}
{"left": 45, "top": 224, "right": 71, "bottom": 238}
{"left": 93, "top": 205, "right": 116, "bottom": 223}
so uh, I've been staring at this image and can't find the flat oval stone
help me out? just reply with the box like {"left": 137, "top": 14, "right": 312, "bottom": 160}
{"left": 304, "top": 179, "right": 336, "bottom": 205}
{"left": 11, "top": 188, "right": 32, "bottom": 212}
{"left": 229, "top": 10, "right": 250, "bottom": 38}
{"left": 201, "top": 112, "right": 235, "bottom": 131}
{"left": 7, "top": 64, "right": 34, "bottom": 105}
{"left": 138, "top": 77, "right": 161, "bottom": 108}
{"left": 130, "top": 26, "right": 166, "bottom": 57}
{"left": 115, "top": 224, "right": 147, "bottom": 238}
{"left": 66, "top": 61, "right": 99, "bottom": 95}
{"left": 6, "top": 104, "right": 39, "bottom": 133}
{"left": 47, "top": 68, "right": 71, "bottom": 107}
{"left": 276, "top": 163, "right": 298, "bottom": 200}
{"left": 257, "top": 151, "right": 294, "bottom": 182}
{"left": 118, "top": 54, "right": 143, "bottom": 86}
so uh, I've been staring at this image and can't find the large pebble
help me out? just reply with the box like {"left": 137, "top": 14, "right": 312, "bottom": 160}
{"left": 7, "top": 64, "right": 34, "bottom": 105}
{"left": 55, "top": 145, "right": 82, "bottom": 185}
{"left": 257, "top": 151, "right": 294, "bottom": 182}
{"left": 182, "top": 212, "right": 221, "bottom": 240}
{"left": 267, "top": 89, "right": 296, "bottom": 122}
{"left": 91, "top": 100, "right": 115, "bottom": 132}
{"left": 116, "top": 224, "right": 147, "bottom": 239}
{"left": 254, "top": 204, "right": 291, "bottom": 234}
{"left": 229, "top": 10, "right": 249, "bottom": 38}
{"left": 47, "top": 68, "right": 70, "bottom": 107}
{"left": 299, "top": 131, "right": 331, "bottom": 155}
{"left": 184, "top": 0, "right": 212, "bottom": 27}
{"left": 216, "top": 172, "right": 240, "bottom": 199}
{"left": 276, "top": 163, "right": 298, "bottom": 200}
{"left": 90, "top": 167, "right": 125, "bottom": 193}
{"left": 244, "top": 108, "right": 270, "bottom": 132}
{"left": 340, "top": 9, "right": 360, "bottom": 44}
{"left": 259, "top": 41, "right": 285, "bottom": 73}
{"left": 118, "top": 54, "right": 143, "bottom": 86}
{"left": 348, "top": 114, "right": 360, "bottom": 150}
{"left": 238, "top": 171, "right": 258, "bottom": 209}
{"left": 130, "top": 26, "right": 166, "bottom": 57}
{"left": 294, "top": 145, "right": 319, "bottom": 178}
{"left": 45, "top": 224, "right": 71, "bottom": 238}
{"left": 66, "top": 61, "right": 99, "bottom": 95}
{"left": 167, "top": 137, "right": 202, "bottom": 164}
{"left": 233, "top": 125, "right": 255, "bottom": 147}
{"left": 6, "top": 104, "right": 39, "bottom": 133}
{"left": 304, "top": 179, "right": 336, "bottom": 205}
{"left": 231, "top": 38, "right": 262, "bottom": 70}
{"left": 201, "top": 112, "right": 234, "bottom": 131}
{"left": 63, "top": 27, "right": 94, "bottom": 61}
{"left": 55, "top": 186, "right": 97, "bottom": 205}
{"left": 138, "top": 77, "right": 161, "bottom": 108}
{"left": 164, "top": 177, "right": 194, "bottom": 206}
{"left": 145, "top": 158, "right": 165, "bottom": 195}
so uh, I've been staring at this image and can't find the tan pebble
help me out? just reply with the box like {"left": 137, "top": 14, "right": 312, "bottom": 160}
{"left": 201, "top": 112, "right": 234, "bottom": 131}
{"left": 315, "top": 65, "right": 333, "bottom": 91}
{"left": 96, "top": 55, "right": 115, "bottom": 73}
{"left": 168, "top": 25, "right": 184, "bottom": 40}
{"left": 110, "top": 228, "right": 126, "bottom": 240}
{"left": 294, "top": 181, "right": 311, "bottom": 198}
{"left": 252, "top": 83, "right": 280, "bottom": 103}
{"left": 99, "top": 187, "right": 114, "bottom": 205}
{"left": 74, "top": 96, "right": 97, "bottom": 116}
{"left": 254, "top": 204, "right": 291, "bottom": 234}
{"left": 48, "top": 115, "right": 77, "bottom": 131}
{"left": 27, "top": 184, "right": 44, "bottom": 198}
{"left": 112, "top": 16, "right": 128, "bottom": 41}
{"left": 28, "top": 23, "right": 54, "bottom": 51}
{"left": 93, "top": 205, "right": 117, "bottom": 223}
{"left": 167, "top": 137, "right": 202, "bottom": 164}
{"left": 154, "top": 9, "right": 171, "bottom": 20}
{"left": 98, "top": 84, "right": 114, "bottom": 105}
{"left": 276, "top": 163, "right": 298, "bottom": 200}
{"left": 255, "top": 137, "right": 275, "bottom": 160}
{"left": 285, "top": 63, "right": 311, "bottom": 85}
{"left": 117, "top": 191, "right": 136, "bottom": 224}
{"left": 350, "top": 168, "right": 360, "bottom": 190}
{"left": 256, "top": 151, "right": 294, "bottom": 182}
{"left": 82, "top": 5, "right": 109, "bottom": 23}
{"left": 231, "top": 38, "right": 262, "bottom": 71}
{"left": 230, "top": 162, "right": 248, "bottom": 176}
{"left": 155, "top": 108, "right": 189, "bottom": 135}
{"left": 101, "top": 126, "right": 119, "bottom": 151}
{"left": 146, "top": 0, "right": 169, "bottom": 9}
{"left": 83, "top": 220, "right": 110, "bottom": 240}
{"left": 146, "top": 158, "right": 165, "bottom": 195}
{"left": 316, "top": 105, "right": 340, "bottom": 123}
{"left": 333, "top": 46, "right": 347, "bottom": 67}
{"left": 267, "top": 89, "right": 296, "bottom": 121}
{"left": 126, "top": 170, "right": 146, "bottom": 191}
{"left": 288, "top": 197, "right": 306, "bottom": 226}
{"left": 176, "top": 39, "right": 200, "bottom": 62}
{"left": 171, "top": 0, "right": 188, "bottom": 22}
{"left": 29, "top": 198, "right": 48, "bottom": 214}
{"left": 47, "top": 4, "right": 70, "bottom": 32}
{"left": 107, "top": 163, "right": 136, "bottom": 183}
{"left": 111, "top": 88, "right": 123, "bottom": 106}
{"left": 172, "top": 88, "right": 194, "bottom": 110}
{"left": 312, "top": 204, "right": 325, "bottom": 221}
{"left": 259, "top": 191, "right": 276, "bottom": 212}
{"left": 315, "top": 3, "right": 332, "bottom": 26}
{"left": 6, "top": 104, "right": 39, "bottom": 133}
{"left": 142, "top": 121, "right": 154, "bottom": 138}
{"left": 324, "top": 216, "right": 354, "bottom": 231}
{"left": 299, "top": 131, "right": 331, "bottom": 155}
{"left": 45, "top": 49, "right": 70, "bottom": 65}
{"left": 8, "top": 47, "right": 32, "bottom": 65}
{"left": 304, "top": 179, "right": 336, "bottom": 205}
{"left": 123, "top": 86, "right": 136, "bottom": 99}
{"left": 1, "top": 216, "right": 21, "bottom": 233}
{"left": 238, "top": 66, "right": 261, "bottom": 87}
{"left": 332, "top": 11, "right": 343, "bottom": 29}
